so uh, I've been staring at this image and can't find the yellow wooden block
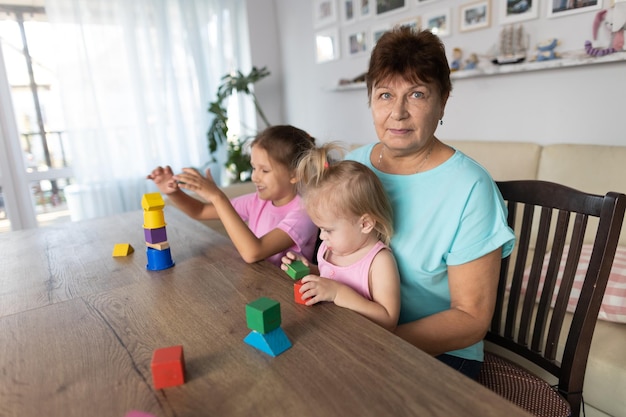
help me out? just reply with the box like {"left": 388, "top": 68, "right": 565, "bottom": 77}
{"left": 143, "top": 210, "right": 166, "bottom": 229}
{"left": 141, "top": 192, "right": 165, "bottom": 211}
{"left": 112, "top": 243, "right": 134, "bottom": 257}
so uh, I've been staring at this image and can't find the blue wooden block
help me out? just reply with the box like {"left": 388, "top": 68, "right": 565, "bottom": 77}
{"left": 244, "top": 327, "right": 292, "bottom": 357}
{"left": 146, "top": 247, "right": 174, "bottom": 270}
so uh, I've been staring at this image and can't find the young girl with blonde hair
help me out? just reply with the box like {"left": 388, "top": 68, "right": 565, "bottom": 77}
{"left": 282, "top": 143, "right": 400, "bottom": 330}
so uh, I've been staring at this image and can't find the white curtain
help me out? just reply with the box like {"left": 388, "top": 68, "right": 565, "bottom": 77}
{"left": 44, "top": 0, "right": 250, "bottom": 220}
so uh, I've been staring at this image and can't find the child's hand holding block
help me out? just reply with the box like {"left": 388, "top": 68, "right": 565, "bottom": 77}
{"left": 284, "top": 260, "right": 309, "bottom": 280}
{"left": 294, "top": 280, "right": 307, "bottom": 305}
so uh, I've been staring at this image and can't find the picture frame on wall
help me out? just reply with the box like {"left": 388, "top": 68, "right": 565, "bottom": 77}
{"left": 315, "top": 28, "right": 341, "bottom": 63}
{"left": 422, "top": 8, "right": 452, "bottom": 37}
{"left": 371, "top": 23, "right": 390, "bottom": 46}
{"left": 358, "top": 0, "right": 374, "bottom": 19}
{"left": 313, "top": 0, "right": 338, "bottom": 28}
{"left": 340, "top": 0, "right": 357, "bottom": 24}
{"left": 376, "top": 0, "right": 407, "bottom": 16}
{"left": 346, "top": 29, "right": 369, "bottom": 57}
{"left": 547, "top": 0, "right": 602, "bottom": 18}
{"left": 459, "top": 0, "right": 491, "bottom": 32}
{"left": 500, "top": 0, "right": 538, "bottom": 24}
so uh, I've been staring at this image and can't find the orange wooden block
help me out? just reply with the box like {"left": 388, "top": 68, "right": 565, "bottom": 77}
{"left": 294, "top": 280, "right": 307, "bottom": 305}
{"left": 151, "top": 345, "right": 185, "bottom": 389}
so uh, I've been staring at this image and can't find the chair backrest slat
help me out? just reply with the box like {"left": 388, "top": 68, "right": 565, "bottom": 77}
{"left": 519, "top": 206, "right": 552, "bottom": 346}
{"left": 504, "top": 204, "right": 533, "bottom": 338}
{"left": 545, "top": 214, "right": 587, "bottom": 360}
{"left": 531, "top": 209, "right": 570, "bottom": 354}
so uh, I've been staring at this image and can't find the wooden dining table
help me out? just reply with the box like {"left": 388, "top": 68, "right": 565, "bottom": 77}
{"left": 0, "top": 206, "right": 533, "bottom": 417}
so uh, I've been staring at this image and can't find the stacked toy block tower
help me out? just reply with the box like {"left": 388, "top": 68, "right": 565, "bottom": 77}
{"left": 244, "top": 297, "right": 292, "bottom": 357}
{"left": 142, "top": 192, "right": 174, "bottom": 270}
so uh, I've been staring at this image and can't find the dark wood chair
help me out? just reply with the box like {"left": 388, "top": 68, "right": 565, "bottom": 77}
{"left": 478, "top": 180, "right": 626, "bottom": 417}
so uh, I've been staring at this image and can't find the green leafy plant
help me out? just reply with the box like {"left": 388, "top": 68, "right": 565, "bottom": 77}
{"left": 207, "top": 66, "right": 271, "bottom": 182}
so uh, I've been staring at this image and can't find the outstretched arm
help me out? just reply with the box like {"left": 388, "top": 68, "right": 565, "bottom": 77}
{"left": 174, "top": 168, "right": 296, "bottom": 264}
{"left": 147, "top": 166, "right": 216, "bottom": 219}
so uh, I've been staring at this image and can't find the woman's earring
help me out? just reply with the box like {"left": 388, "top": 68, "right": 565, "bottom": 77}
{"left": 439, "top": 119, "right": 443, "bottom": 126}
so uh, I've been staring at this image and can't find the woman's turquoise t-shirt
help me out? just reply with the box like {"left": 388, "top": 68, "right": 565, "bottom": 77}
{"left": 346, "top": 143, "right": 515, "bottom": 362}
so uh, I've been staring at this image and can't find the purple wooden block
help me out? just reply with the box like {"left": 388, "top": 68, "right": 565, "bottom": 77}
{"left": 144, "top": 226, "right": 167, "bottom": 244}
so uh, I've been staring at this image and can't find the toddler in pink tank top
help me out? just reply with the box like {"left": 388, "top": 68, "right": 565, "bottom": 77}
{"left": 281, "top": 143, "right": 400, "bottom": 331}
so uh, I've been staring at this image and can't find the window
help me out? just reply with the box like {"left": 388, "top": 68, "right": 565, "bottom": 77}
{"left": 0, "top": 4, "right": 73, "bottom": 232}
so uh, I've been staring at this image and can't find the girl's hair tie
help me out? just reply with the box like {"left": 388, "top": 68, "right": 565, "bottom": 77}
{"left": 324, "top": 161, "right": 329, "bottom": 169}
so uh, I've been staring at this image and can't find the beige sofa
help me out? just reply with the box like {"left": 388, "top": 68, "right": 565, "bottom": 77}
{"left": 204, "top": 140, "right": 626, "bottom": 417}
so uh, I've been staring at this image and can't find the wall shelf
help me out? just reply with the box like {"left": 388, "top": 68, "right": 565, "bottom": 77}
{"left": 329, "top": 51, "right": 626, "bottom": 91}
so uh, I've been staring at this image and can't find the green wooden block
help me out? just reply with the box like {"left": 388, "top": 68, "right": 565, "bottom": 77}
{"left": 246, "top": 297, "right": 281, "bottom": 334}
{"left": 285, "top": 260, "right": 309, "bottom": 280}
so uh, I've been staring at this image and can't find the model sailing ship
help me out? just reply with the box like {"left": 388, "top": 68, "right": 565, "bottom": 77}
{"left": 492, "top": 25, "right": 528, "bottom": 65}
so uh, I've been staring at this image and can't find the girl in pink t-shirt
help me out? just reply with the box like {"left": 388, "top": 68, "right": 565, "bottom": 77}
{"left": 281, "top": 143, "right": 400, "bottom": 331}
{"left": 147, "top": 125, "right": 318, "bottom": 267}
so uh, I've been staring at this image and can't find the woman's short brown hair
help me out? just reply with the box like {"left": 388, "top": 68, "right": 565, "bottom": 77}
{"left": 366, "top": 26, "right": 452, "bottom": 103}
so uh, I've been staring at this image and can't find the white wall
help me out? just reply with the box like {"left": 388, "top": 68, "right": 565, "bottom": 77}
{"left": 257, "top": 0, "right": 626, "bottom": 146}
{"left": 245, "top": 0, "right": 285, "bottom": 129}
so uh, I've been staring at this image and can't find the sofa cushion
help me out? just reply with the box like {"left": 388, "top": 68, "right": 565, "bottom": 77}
{"left": 538, "top": 144, "right": 626, "bottom": 246}
{"left": 522, "top": 244, "right": 626, "bottom": 324}
{"left": 447, "top": 140, "right": 541, "bottom": 181}
{"left": 584, "top": 318, "right": 626, "bottom": 417}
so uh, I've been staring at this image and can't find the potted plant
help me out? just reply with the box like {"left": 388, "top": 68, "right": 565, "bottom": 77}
{"left": 207, "top": 66, "right": 271, "bottom": 183}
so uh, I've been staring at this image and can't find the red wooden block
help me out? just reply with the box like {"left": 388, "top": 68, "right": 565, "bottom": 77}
{"left": 151, "top": 345, "right": 185, "bottom": 389}
{"left": 294, "top": 280, "right": 307, "bottom": 305}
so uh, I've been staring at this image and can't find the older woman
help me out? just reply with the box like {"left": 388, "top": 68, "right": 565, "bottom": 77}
{"left": 346, "top": 27, "right": 515, "bottom": 379}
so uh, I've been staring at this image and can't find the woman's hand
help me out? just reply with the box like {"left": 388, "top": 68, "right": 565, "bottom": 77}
{"left": 173, "top": 168, "right": 220, "bottom": 201}
{"left": 146, "top": 165, "right": 179, "bottom": 194}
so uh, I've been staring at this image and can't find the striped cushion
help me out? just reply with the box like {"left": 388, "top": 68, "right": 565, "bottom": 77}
{"left": 522, "top": 245, "right": 626, "bottom": 323}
